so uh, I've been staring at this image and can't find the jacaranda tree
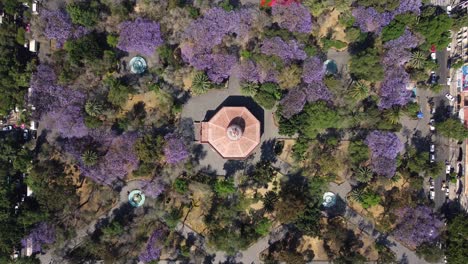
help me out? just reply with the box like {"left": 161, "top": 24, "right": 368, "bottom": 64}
{"left": 21, "top": 222, "right": 56, "bottom": 254}
{"left": 365, "top": 130, "right": 402, "bottom": 178}
{"left": 117, "top": 17, "right": 164, "bottom": 55}
{"left": 393, "top": 206, "right": 444, "bottom": 248}
{"left": 164, "top": 133, "right": 190, "bottom": 164}
{"left": 139, "top": 229, "right": 164, "bottom": 263}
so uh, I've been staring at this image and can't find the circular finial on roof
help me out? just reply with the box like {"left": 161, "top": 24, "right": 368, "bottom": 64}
{"left": 322, "top": 192, "right": 336, "bottom": 208}
{"left": 128, "top": 189, "right": 145, "bottom": 207}
{"left": 129, "top": 56, "right": 147, "bottom": 74}
{"left": 227, "top": 124, "right": 243, "bottom": 141}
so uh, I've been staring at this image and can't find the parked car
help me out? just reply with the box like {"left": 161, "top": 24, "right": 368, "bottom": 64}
{"left": 430, "top": 144, "right": 435, "bottom": 152}
{"left": 441, "top": 180, "right": 447, "bottom": 191}
{"left": 447, "top": 77, "right": 451, "bottom": 85}
{"left": 446, "top": 164, "right": 451, "bottom": 174}
{"left": 429, "top": 119, "right": 436, "bottom": 131}
{"left": 430, "top": 154, "right": 436, "bottom": 163}
{"left": 430, "top": 71, "right": 437, "bottom": 84}
{"left": 429, "top": 177, "right": 434, "bottom": 187}
{"left": 445, "top": 93, "right": 455, "bottom": 102}
{"left": 446, "top": 187, "right": 450, "bottom": 197}
{"left": 431, "top": 52, "right": 437, "bottom": 61}
{"left": 2, "top": 125, "right": 12, "bottom": 131}
{"left": 447, "top": 43, "right": 452, "bottom": 51}
{"left": 430, "top": 187, "right": 435, "bottom": 200}
{"left": 23, "top": 129, "right": 29, "bottom": 140}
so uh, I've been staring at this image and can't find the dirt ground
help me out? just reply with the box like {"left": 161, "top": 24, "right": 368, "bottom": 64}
{"left": 317, "top": 9, "right": 348, "bottom": 46}
{"left": 245, "top": 173, "right": 284, "bottom": 211}
{"left": 298, "top": 236, "right": 329, "bottom": 261}
{"left": 181, "top": 183, "right": 213, "bottom": 235}
{"left": 278, "top": 139, "right": 296, "bottom": 164}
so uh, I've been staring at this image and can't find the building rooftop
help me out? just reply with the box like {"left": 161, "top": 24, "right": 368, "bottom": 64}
{"left": 200, "top": 106, "right": 260, "bottom": 159}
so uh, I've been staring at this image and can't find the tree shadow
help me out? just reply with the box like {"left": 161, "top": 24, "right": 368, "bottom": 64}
{"left": 410, "top": 130, "right": 431, "bottom": 153}
{"left": 260, "top": 139, "right": 277, "bottom": 163}
{"left": 223, "top": 160, "right": 245, "bottom": 177}
{"left": 193, "top": 144, "right": 207, "bottom": 163}
{"left": 322, "top": 195, "right": 347, "bottom": 218}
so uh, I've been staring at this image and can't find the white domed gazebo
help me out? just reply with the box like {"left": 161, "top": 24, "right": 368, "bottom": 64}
{"left": 200, "top": 107, "right": 260, "bottom": 159}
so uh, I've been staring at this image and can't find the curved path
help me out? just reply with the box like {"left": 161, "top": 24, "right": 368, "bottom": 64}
{"left": 329, "top": 182, "right": 428, "bottom": 264}
{"left": 39, "top": 180, "right": 148, "bottom": 264}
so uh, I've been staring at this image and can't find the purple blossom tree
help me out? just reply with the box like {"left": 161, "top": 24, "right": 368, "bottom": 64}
{"left": 378, "top": 67, "right": 412, "bottom": 109}
{"left": 302, "top": 83, "right": 333, "bottom": 103}
{"left": 21, "top": 222, "right": 56, "bottom": 253}
{"left": 117, "top": 18, "right": 164, "bottom": 55}
{"left": 260, "top": 37, "right": 307, "bottom": 62}
{"left": 40, "top": 9, "right": 89, "bottom": 47}
{"left": 139, "top": 229, "right": 164, "bottom": 263}
{"left": 79, "top": 133, "right": 139, "bottom": 186}
{"left": 44, "top": 105, "right": 88, "bottom": 138}
{"left": 205, "top": 54, "right": 238, "bottom": 84}
{"left": 352, "top": 7, "right": 393, "bottom": 34}
{"left": 272, "top": 3, "right": 312, "bottom": 33}
{"left": 280, "top": 83, "right": 332, "bottom": 118}
{"left": 365, "top": 130, "right": 402, "bottom": 178}
{"left": 239, "top": 60, "right": 261, "bottom": 83}
{"left": 393, "top": 206, "right": 444, "bottom": 248}
{"left": 29, "top": 65, "right": 86, "bottom": 117}
{"left": 302, "top": 56, "right": 325, "bottom": 84}
{"left": 164, "top": 133, "right": 190, "bottom": 164}
{"left": 379, "top": 30, "right": 419, "bottom": 109}
{"left": 394, "top": 0, "right": 422, "bottom": 16}
{"left": 141, "top": 179, "right": 165, "bottom": 199}
{"left": 279, "top": 87, "right": 307, "bottom": 118}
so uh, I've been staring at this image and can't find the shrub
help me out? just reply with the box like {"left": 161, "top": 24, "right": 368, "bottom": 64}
{"left": 214, "top": 179, "right": 236, "bottom": 197}
{"left": 173, "top": 178, "right": 189, "bottom": 194}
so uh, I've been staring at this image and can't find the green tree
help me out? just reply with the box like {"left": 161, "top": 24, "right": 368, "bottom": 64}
{"left": 101, "top": 221, "right": 124, "bottom": 241}
{"left": 361, "top": 190, "right": 381, "bottom": 208}
{"left": 357, "top": 0, "right": 399, "bottom": 12}
{"left": 295, "top": 102, "right": 341, "bottom": 139}
{"left": 134, "top": 134, "right": 164, "bottom": 163}
{"left": 348, "top": 140, "right": 369, "bottom": 166}
{"left": 381, "top": 19, "right": 405, "bottom": 42}
{"left": 254, "top": 218, "right": 272, "bottom": 236}
{"left": 106, "top": 34, "right": 119, "bottom": 48}
{"left": 173, "top": 178, "right": 189, "bottom": 194}
{"left": 164, "top": 208, "right": 183, "bottom": 229}
{"left": 214, "top": 179, "right": 236, "bottom": 197}
{"left": 81, "top": 150, "right": 98, "bottom": 166}
{"left": 409, "top": 51, "right": 426, "bottom": 69}
{"left": 384, "top": 108, "right": 401, "bottom": 125}
{"left": 446, "top": 214, "right": 468, "bottom": 264}
{"left": 105, "top": 77, "right": 132, "bottom": 107}
{"left": 66, "top": 2, "right": 100, "bottom": 27}
{"left": 415, "top": 7, "right": 453, "bottom": 50}
{"left": 16, "top": 27, "right": 25, "bottom": 45}
{"left": 84, "top": 100, "right": 103, "bottom": 117}
{"left": 355, "top": 166, "right": 374, "bottom": 183}
{"left": 64, "top": 34, "right": 104, "bottom": 65}
{"left": 262, "top": 191, "right": 278, "bottom": 213}
{"left": 436, "top": 118, "right": 468, "bottom": 141}
{"left": 350, "top": 48, "right": 384, "bottom": 82}
{"left": 349, "top": 81, "right": 370, "bottom": 101}
{"left": 240, "top": 82, "right": 259, "bottom": 97}
{"left": 416, "top": 242, "right": 444, "bottom": 263}
{"left": 191, "top": 72, "right": 212, "bottom": 95}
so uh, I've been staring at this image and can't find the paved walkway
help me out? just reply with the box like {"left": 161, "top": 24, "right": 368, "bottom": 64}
{"left": 38, "top": 180, "right": 148, "bottom": 264}
{"left": 328, "top": 182, "right": 428, "bottom": 264}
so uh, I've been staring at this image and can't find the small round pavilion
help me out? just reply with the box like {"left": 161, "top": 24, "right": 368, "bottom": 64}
{"left": 200, "top": 107, "right": 260, "bottom": 159}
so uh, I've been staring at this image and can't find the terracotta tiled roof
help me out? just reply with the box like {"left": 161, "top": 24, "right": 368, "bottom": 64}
{"left": 201, "top": 107, "right": 260, "bottom": 159}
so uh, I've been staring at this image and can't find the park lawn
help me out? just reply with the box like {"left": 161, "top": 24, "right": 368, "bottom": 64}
{"left": 298, "top": 236, "right": 329, "bottom": 261}
{"left": 182, "top": 182, "right": 213, "bottom": 236}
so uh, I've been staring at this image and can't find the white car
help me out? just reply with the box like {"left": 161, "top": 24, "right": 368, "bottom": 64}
{"left": 447, "top": 43, "right": 452, "bottom": 51}
{"left": 430, "top": 187, "right": 435, "bottom": 200}
{"left": 431, "top": 52, "right": 436, "bottom": 60}
{"left": 430, "top": 144, "right": 435, "bottom": 152}
{"left": 446, "top": 187, "right": 450, "bottom": 197}
{"left": 445, "top": 93, "right": 455, "bottom": 102}
{"left": 430, "top": 154, "right": 436, "bottom": 163}
{"left": 446, "top": 164, "right": 451, "bottom": 174}
{"left": 447, "top": 77, "right": 451, "bottom": 85}
{"left": 429, "top": 119, "right": 435, "bottom": 131}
